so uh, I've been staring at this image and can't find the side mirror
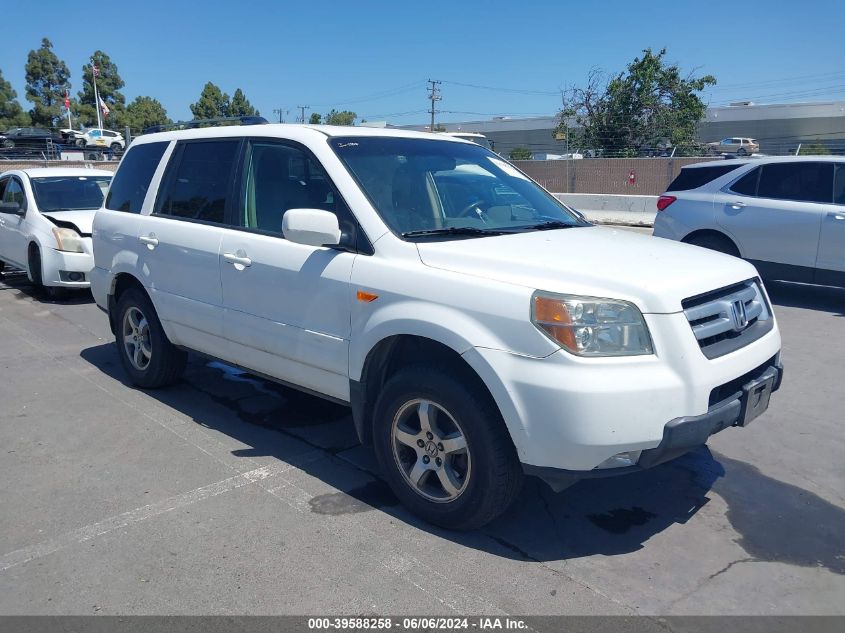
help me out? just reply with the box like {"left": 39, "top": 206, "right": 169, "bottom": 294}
{"left": 282, "top": 208, "right": 341, "bottom": 247}
{"left": 0, "top": 201, "right": 23, "bottom": 216}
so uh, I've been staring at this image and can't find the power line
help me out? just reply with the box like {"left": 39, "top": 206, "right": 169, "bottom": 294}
{"left": 442, "top": 80, "right": 559, "bottom": 96}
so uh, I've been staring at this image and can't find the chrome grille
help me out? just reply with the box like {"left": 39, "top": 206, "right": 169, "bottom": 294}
{"left": 682, "top": 279, "right": 773, "bottom": 359}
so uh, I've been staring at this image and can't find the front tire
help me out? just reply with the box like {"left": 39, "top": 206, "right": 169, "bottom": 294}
{"left": 115, "top": 287, "right": 187, "bottom": 388}
{"left": 27, "top": 244, "right": 64, "bottom": 300}
{"left": 373, "top": 365, "right": 523, "bottom": 530}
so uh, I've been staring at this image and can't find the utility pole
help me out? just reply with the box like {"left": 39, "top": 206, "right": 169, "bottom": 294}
{"left": 427, "top": 79, "right": 441, "bottom": 132}
{"left": 297, "top": 105, "right": 309, "bottom": 123}
{"left": 273, "top": 108, "right": 287, "bottom": 123}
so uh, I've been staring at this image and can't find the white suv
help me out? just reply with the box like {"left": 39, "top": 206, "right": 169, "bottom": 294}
{"left": 91, "top": 125, "right": 783, "bottom": 529}
{"left": 653, "top": 156, "right": 845, "bottom": 288}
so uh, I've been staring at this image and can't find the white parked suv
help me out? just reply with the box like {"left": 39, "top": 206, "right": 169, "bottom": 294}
{"left": 91, "top": 125, "right": 783, "bottom": 529}
{"left": 653, "top": 156, "right": 845, "bottom": 288}
{"left": 0, "top": 168, "right": 112, "bottom": 296}
{"left": 79, "top": 128, "right": 126, "bottom": 151}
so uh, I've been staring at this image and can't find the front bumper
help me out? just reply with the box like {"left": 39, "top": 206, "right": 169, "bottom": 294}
{"left": 40, "top": 245, "right": 94, "bottom": 288}
{"left": 524, "top": 361, "right": 783, "bottom": 491}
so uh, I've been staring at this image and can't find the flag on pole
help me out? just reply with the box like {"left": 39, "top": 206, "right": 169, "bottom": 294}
{"left": 91, "top": 63, "right": 100, "bottom": 77}
{"left": 64, "top": 90, "right": 70, "bottom": 110}
{"left": 98, "top": 96, "right": 110, "bottom": 117}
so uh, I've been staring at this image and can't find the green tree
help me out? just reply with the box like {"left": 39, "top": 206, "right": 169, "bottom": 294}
{"left": 556, "top": 48, "right": 716, "bottom": 156}
{"left": 190, "top": 82, "right": 230, "bottom": 120}
{"left": 227, "top": 88, "right": 258, "bottom": 117}
{"left": 0, "top": 68, "right": 30, "bottom": 129}
{"left": 798, "top": 142, "right": 831, "bottom": 156}
{"left": 308, "top": 112, "right": 322, "bottom": 124}
{"left": 125, "top": 96, "right": 171, "bottom": 132}
{"left": 24, "top": 38, "right": 71, "bottom": 127}
{"left": 324, "top": 109, "right": 356, "bottom": 126}
{"left": 77, "top": 50, "right": 126, "bottom": 129}
{"left": 508, "top": 147, "right": 532, "bottom": 160}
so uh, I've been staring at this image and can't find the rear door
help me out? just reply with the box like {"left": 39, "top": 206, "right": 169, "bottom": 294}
{"left": 138, "top": 138, "right": 241, "bottom": 354}
{"left": 816, "top": 163, "right": 845, "bottom": 285}
{"left": 716, "top": 161, "right": 831, "bottom": 279}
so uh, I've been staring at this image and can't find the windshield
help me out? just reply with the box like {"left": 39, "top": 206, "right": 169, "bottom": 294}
{"left": 330, "top": 137, "right": 585, "bottom": 238}
{"left": 30, "top": 176, "right": 111, "bottom": 211}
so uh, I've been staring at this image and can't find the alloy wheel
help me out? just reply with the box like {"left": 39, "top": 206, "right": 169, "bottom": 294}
{"left": 122, "top": 306, "right": 152, "bottom": 371}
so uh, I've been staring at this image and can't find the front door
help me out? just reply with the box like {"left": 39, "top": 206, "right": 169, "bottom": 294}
{"left": 0, "top": 177, "right": 29, "bottom": 269}
{"left": 138, "top": 138, "right": 240, "bottom": 355}
{"left": 220, "top": 139, "right": 357, "bottom": 401}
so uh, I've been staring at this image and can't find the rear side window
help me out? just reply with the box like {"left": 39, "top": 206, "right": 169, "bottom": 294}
{"left": 155, "top": 140, "right": 239, "bottom": 224}
{"left": 105, "top": 141, "right": 168, "bottom": 212}
{"left": 758, "top": 162, "right": 833, "bottom": 204}
{"left": 666, "top": 164, "right": 742, "bottom": 192}
{"left": 729, "top": 167, "right": 760, "bottom": 196}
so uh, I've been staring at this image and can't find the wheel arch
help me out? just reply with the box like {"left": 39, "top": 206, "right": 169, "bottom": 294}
{"left": 681, "top": 228, "right": 742, "bottom": 257}
{"left": 107, "top": 272, "right": 148, "bottom": 334}
{"left": 351, "top": 334, "right": 509, "bottom": 450}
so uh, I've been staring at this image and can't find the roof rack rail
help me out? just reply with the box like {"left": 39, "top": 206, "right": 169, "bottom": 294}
{"left": 143, "top": 115, "right": 269, "bottom": 135}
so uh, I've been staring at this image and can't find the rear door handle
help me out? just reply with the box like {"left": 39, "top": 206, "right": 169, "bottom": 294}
{"left": 139, "top": 234, "right": 159, "bottom": 248}
{"left": 223, "top": 252, "right": 252, "bottom": 268}
{"left": 828, "top": 212, "right": 845, "bottom": 220}
{"left": 730, "top": 201, "right": 746, "bottom": 210}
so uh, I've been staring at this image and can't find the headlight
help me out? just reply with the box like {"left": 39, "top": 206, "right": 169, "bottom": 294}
{"left": 52, "top": 227, "right": 85, "bottom": 253}
{"left": 532, "top": 292, "right": 653, "bottom": 357}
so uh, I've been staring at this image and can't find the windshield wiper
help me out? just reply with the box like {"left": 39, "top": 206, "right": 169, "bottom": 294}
{"left": 520, "top": 220, "right": 579, "bottom": 231}
{"left": 401, "top": 226, "right": 511, "bottom": 238}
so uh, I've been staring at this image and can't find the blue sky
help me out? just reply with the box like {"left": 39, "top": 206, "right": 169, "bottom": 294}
{"left": 2, "top": 0, "right": 844, "bottom": 126}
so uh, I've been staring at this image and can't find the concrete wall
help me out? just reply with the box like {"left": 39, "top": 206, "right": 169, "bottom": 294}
{"left": 554, "top": 193, "right": 658, "bottom": 225}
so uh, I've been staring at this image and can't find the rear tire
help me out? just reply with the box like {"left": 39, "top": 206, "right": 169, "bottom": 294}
{"left": 110, "top": 143, "right": 121, "bottom": 152}
{"left": 686, "top": 233, "right": 740, "bottom": 257}
{"left": 737, "top": 147, "right": 747, "bottom": 156}
{"left": 115, "top": 287, "right": 187, "bottom": 388}
{"left": 372, "top": 365, "right": 523, "bottom": 530}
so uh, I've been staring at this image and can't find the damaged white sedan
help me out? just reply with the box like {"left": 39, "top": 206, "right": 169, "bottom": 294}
{"left": 0, "top": 168, "right": 112, "bottom": 297}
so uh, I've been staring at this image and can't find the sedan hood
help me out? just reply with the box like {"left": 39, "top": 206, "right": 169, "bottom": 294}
{"left": 41, "top": 209, "right": 97, "bottom": 235}
{"left": 415, "top": 226, "right": 760, "bottom": 313}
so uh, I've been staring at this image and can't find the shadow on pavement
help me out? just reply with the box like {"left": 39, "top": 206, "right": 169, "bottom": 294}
{"left": 79, "top": 342, "right": 844, "bottom": 572}
{"left": 0, "top": 270, "right": 94, "bottom": 305}
{"left": 765, "top": 280, "right": 845, "bottom": 316}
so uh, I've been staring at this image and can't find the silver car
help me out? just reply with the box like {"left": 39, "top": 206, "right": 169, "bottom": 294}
{"left": 653, "top": 156, "right": 845, "bottom": 287}
{"left": 706, "top": 137, "right": 759, "bottom": 156}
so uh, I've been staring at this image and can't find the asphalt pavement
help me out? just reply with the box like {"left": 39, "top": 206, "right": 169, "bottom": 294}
{"left": 0, "top": 259, "right": 843, "bottom": 616}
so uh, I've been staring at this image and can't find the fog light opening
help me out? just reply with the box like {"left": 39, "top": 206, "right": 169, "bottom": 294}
{"left": 595, "top": 450, "right": 642, "bottom": 470}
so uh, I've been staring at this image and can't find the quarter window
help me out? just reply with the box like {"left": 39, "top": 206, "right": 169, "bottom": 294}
{"left": 757, "top": 162, "right": 833, "bottom": 204}
{"left": 156, "top": 140, "right": 239, "bottom": 223}
{"left": 105, "top": 141, "right": 168, "bottom": 213}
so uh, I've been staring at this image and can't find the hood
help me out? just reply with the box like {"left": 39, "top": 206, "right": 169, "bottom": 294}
{"left": 41, "top": 209, "right": 97, "bottom": 235}
{"left": 415, "top": 226, "right": 760, "bottom": 314}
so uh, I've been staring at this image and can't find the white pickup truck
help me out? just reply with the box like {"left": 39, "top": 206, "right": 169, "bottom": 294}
{"left": 90, "top": 125, "right": 783, "bottom": 529}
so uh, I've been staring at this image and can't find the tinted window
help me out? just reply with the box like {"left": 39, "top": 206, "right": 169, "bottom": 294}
{"left": 156, "top": 140, "right": 238, "bottom": 223}
{"left": 0, "top": 178, "right": 7, "bottom": 200}
{"left": 758, "top": 162, "right": 833, "bottom": 204}
{"left": 729, "top": 167, "right": 760, "bottom": 196}
{"left": 241, "top": 141, "right": 357, "bottom": 246}
{"left": 833, "top": 164, "right": 845, "bottom": 205}
{"left": 666, "top": 164, "right": 742, "bottom": 192}
{"left": 105, "top": 141, "right": 168, "bottom": 212}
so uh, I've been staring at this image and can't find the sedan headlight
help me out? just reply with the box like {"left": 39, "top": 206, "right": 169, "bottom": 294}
{"left": 52, "top": 227, "right": 85, "bottom": 253}
{"left": 532, "top": 292, "right": 653, "bottom": 357}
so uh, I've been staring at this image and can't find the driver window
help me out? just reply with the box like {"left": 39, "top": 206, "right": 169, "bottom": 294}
{"left": 241, "top": 142, "right": 357, "bottom": 245}
{"left": 3, "top": 178, "right": 25, "bottom": 207}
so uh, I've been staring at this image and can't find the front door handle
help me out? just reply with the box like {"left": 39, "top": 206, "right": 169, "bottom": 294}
{"left": 139, "top": 234, "right": 159, "bottom": 249}
{"left": 223, "top": 252, "right": 252, "bottom": 268}
{"left": 730, "top": 201, "right": 746, "bottom": 210}
{"left": 828, "top": 212, "right": 845, "bottom": 221}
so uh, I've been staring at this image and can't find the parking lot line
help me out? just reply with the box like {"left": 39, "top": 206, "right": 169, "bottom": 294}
{"left": 0, "top": 462, "right": 294, "bottom": 572}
